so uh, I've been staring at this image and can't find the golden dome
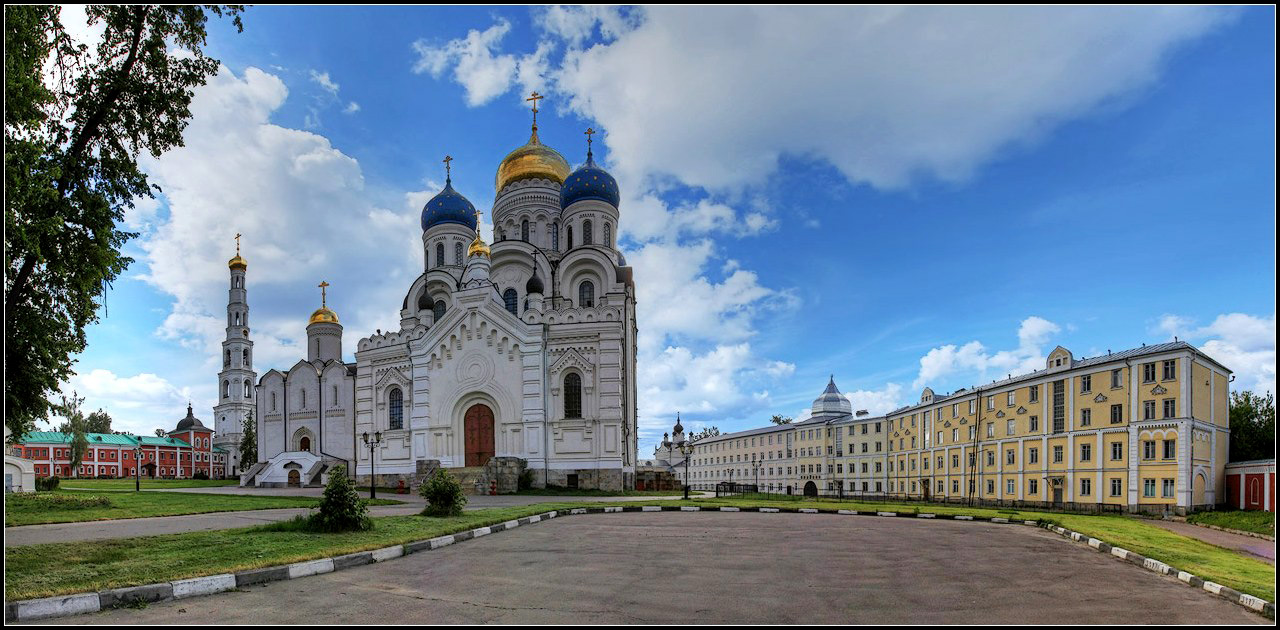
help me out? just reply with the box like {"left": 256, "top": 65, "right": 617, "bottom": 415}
{"left": 308, "top": 307, "right": 339, "bottom": 325}
{"left": 228, "top": 254, "right": 247, "bottom": 270}
{"left": 467, "top": 233, "right": 490, "bottom": 258}
{"left": 495, "top": 130, "right": 570, "bottom": 194}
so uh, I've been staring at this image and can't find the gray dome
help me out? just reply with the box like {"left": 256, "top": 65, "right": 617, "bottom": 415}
{"left": 175, "top": 404, "right": 206, "bottom": 431}
{"left": 525, "top": 274, "right": 544, "bottom": 295}
{"left": 417, "top": 290, "right": 434, "bottom": 311}
{"left": 811, "top": 376, "right": 852, "bottom": 417}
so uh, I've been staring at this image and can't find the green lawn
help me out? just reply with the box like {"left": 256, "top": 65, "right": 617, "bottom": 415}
{"left": 58, "top": 479, "right": 240, "bottom": 490}
{"left": 512, "top": 487, "right": 693, "bottom": 497}
{"left": 3, "top": 503, "right": 587, "bottom": 600}
{"left": 1186, "top": 510, "right": 1276, "bottom": 537}
{"left": 4, "top": 496, "right": 1274, "bottom": 605}
{"left": 4, "top": 490, "right": 402, "bottom": 527}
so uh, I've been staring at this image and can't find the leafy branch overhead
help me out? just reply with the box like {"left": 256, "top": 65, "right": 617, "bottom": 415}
{"left": 4, "top": 5, "right": 245, "bottom": 444}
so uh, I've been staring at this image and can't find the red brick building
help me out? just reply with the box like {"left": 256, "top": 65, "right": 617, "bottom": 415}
{"left": 1225, "top": 459, "right": 1275, "bottom": 512}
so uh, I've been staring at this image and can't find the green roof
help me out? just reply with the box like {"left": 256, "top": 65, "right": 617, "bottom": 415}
{"left": 20, "top": 432, "right": 192, "bottom": 448}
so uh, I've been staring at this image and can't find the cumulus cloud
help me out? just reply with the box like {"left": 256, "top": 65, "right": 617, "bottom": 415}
{"left": 1155, "top": 312, "right": 1276, "bottom": 394}
{"left": 62, "top": 370, "right": 200, "bottom": 436}
{"left": 411, "top": 19, "right": 525, "bottom": 107}
{"left": 913, "top": 316, "right": 1062, "bottom": 390}
{"left": 309, "top": 69, "right": 340, "bottom": 95}
{"left": 844, "top": 382, "right": 907, "bottom": 416}
{"left": 637, "top": 343, "right": 795, "bottom": 437}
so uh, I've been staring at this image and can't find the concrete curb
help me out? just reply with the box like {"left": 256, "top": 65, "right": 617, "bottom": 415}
{"left": 7, "top": 506, "right": 1273, "bottom": 622}
{"left": 1189, "top": 522, "right": 1276, "bottom": 542}
{"left": 1040, "top": 522, "right": 1276, "bottom": 620}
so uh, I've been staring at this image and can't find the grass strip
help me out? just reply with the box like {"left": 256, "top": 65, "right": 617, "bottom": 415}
{"left": 5, "top": 490, "right": 402, "bottom": 527}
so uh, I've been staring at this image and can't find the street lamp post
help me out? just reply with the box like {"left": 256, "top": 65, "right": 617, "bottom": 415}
{"left": 362, "top": 431, "right": 383, "bottom": 500}
{"left": 752, "top": 459, "right": 763, "bottom": 494}
{"left": 677, "top": 438, "right": 695, "bottom": 501}
{"left": 133, "top": 438, "right": 143, "bottom": 492}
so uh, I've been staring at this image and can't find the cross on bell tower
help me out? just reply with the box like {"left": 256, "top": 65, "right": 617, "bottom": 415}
{"left": 318, "top": 281, "right": 329, "bottom": 308}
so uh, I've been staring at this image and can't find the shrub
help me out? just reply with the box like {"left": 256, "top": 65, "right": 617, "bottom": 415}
{"left": 309, "top": 465, "right": 372, "bottom": 532}
{"left": 35, "top": 476, "right": 61, "bottom": 491}
{"left": 518, "top": 469, "right": 535, "bottom": 491}
{"left": 420, "top": 468, "right": 467, "bottom": 517}
{"left": 193, "top": 470, "right": 209, "bottom": 480}
{"left": 8, "top": 492, "right": 111, "bottom": 510}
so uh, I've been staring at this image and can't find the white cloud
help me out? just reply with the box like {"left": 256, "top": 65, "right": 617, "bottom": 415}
{"left": 411, "top": 19, "right": 521, "bottom": 107}
{"left": 844, "top": 382, "right": 907, "bottom": 416}
{"left": 61, "top": 369, "right": 201, "bottom": 436}
{"left": 535, "top": 6, "right": 638, "bottom": 48}
{"left": 913, "top": 316, "right": 1062, "bottom": 390}
{"left": 551, "top": 6, "right": 1231, "bottom": 192}
{"left": 343, "top": 101, "right": 361, "bottom": 114}
{"left": 1155, "top": 312, "right": 1276, "bottom": 395}
{"left": 309, "top": 69, "right": 340, "bottom": 95}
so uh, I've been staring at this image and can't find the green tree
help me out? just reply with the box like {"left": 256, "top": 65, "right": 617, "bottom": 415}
{"left": 60, "top": 407, "right": 111, "bottom": 433}
{"left": 154, "top": 429, "right": 165, "bottom": 438}
{"left": 1229, "top": 390, "right": 1275, "bottom": 462}
{"left": 310, "top": 464, "right": 372, "bottom": 532}
{"left": 56, "top": 391, "right": 90, "bottom": 477}
{"left": 4, "top": 5, "right": 244, "bottom": 445}
{"left": 769, "top": 414, "right": 793, "bottom": 425}
{"left": 691, "top": 426, "right": 721, "bottom": 442}
{"left": 420, "top": 468, "right": 467, "bottom": 517}
{"left": 238, "top": 410, "right": 257, "bottom": 472}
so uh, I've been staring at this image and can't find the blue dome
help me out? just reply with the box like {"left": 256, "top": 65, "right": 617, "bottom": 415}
{"left": 421, "top": 179, "right": 478, "bottom": 231}
{"left": 560, "top": 152, "right": 620, "bottom": 209}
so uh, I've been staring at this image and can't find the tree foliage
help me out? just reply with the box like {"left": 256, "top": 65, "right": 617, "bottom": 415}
{"left": 1229, "top": 390, "right": 1275, "bottom": 462}
{"left": 420, "top": 468, "right": 467, "bottom": 517}
{"left": 769, "top": 415, "right": 793, "bottom": 425}
{"left": 55, "top": 391, "right": 90, "bottom": 477}
{"left": 59, "top": 407, "right": 111, "bottom": 433}
{"left": 4, "top": 5, "right": 244, "bottom": 444}
{"left": 310, "top": 464, "right": 372, "bottom": 532}
{"left": 690, "top": 426, "right": 721, "bottom": 442}
{"left": 239, "top": 410, "right": 257, "bottom": 472}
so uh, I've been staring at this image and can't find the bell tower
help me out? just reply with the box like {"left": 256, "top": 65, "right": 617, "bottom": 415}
{"left": 214, "top": 234, "right": 258, "bottom": 476}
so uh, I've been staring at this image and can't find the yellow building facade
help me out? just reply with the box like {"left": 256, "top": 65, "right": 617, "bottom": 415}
{"left": 689, "top": 341, "right": 1230, "bottom": 514}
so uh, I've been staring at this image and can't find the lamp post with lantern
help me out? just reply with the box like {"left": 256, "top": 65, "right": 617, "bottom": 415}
{"left": 362, "top": 431, "right": 383, "bottom": 499}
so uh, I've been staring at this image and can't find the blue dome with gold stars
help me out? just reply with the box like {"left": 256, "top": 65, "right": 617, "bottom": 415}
{"left": 560, "top": 151, "right": 620, "bottom": 209}
{"left": 421, "top": 178, "right": 478, "bottom": 231}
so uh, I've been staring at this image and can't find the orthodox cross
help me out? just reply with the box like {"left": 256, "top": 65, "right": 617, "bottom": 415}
{"left": 318, "top": 281, "right": 329, "bottom": 308}
{"left": 443, "top": 155, "right": 452, "bottom": 181}
{"left": 527, "top": 91, "right": 544, "bottom": 128}
{"left": 584, "top": 127, "right": 595, "bottom": 151}
{"left": 234, "top": 233, "right": 241, "bottom": 255}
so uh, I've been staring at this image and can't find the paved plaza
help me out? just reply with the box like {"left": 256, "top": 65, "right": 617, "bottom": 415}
{"left": 31, "top": 511, "right": 1267, "bottom": 625}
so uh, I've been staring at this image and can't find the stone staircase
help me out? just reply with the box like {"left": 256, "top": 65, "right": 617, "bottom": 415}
{"left": 452, "top": 466, "right": 491, "bottom": 495}
{"left": 239, "top": 462, "right": 267, "bottom": 487}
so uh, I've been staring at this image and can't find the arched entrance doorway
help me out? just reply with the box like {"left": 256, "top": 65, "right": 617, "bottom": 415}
{"left": 300, "top": 436, "right": 311, "bottom": 453}
{"left": 464, "top": 403, "right": 495, "bottom": 467}
{"left": 288, "top": 469, "right": 301, "bottom": 487}
{"left": 803, "top": 481, "right": 818, "bottom": 497}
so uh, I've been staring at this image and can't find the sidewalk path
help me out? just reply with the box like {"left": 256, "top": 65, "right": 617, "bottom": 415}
{"left": 4, "top": 491, "right": 702, "bottom": 547}
{"left": 1145, "top": 519, "right": 1275, "bottom": 564}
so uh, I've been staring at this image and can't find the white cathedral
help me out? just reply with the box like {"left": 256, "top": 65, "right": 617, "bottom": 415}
{"left": 228, "top": 105, "right": 639, "bottom": 491}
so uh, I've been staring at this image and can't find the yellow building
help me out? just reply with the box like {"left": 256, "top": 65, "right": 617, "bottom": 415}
{"left": 688, "top": 341, "right": 1230, "bottom": 514}
{"left": 885, "top": 341, "right": 1230, "bottom": 515}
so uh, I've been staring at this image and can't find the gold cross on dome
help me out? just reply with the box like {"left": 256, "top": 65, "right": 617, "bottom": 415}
{"left": 527, "top": 91, "right": 544, "bottom": 126}
{"left": 318, "top": 281, "right": 329, "bottom": 308}
{"left": 443, "top": 155, "right": 452, "bottom": 180}
{"left": 474, "top": 207, "right": 483, "bottom": 226}
{"left": 584, "top": 127, "right": 595, "bottom": 150}
{"left": 234, "top": 233, "right": 241, "bottom": 255}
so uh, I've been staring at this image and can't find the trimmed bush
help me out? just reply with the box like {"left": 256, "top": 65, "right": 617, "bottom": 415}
{"left": 7, "top": 492, "right": 111, "bottom": 510}
{"left": 420, "top": 468, "right": 467, "bottom": 517}
{"left": 35, "top": 476, "right": 61, "bottom": 491}
{"left": 309, "top": 465, "right": 372, "bottom": 532}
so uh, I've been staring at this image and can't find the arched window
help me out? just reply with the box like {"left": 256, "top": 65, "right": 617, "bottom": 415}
{"left": 455, "top": 242, "right": 463, "bottom": 264}
{"left": 242, "top": 348, "right": 249, "bottom": 367}
{"left": 300, "top": 388, "right": 306, "bottom": 409}
{"left": 271, "top": 392, "right": 277, "bottom": 411}
{"left": 432, "top": 300, "right": 446, "bottom": 322}
{"left": 583, "top": 220, "right": 593, "bottom": 246}
{"left": 224, "top": 350, "right": 230, "bottom": 367}
{"left": 551, "top": 222, "right": 559, "bottom": 251}
{"left": 567, "top": 226, "right": 574, "bottom": 249}
{"left": 223, "top": 380, "right": 229, "bottom": 398}
{"left": 579, "top": 281, "right": 595, "bottom": 308}
{"left": 389, "top": 388, "right": 403, "bottom": 430}
{"left": 604, "top": 223, "right": 612, "bottom": 247}
{"left": 234, "top": 312, "right": 241, "bottom": 326}
{"left": 564, "top": 372, "right": 583, "bottom": 418}
{"left": 521, "top": 219, "right": 530, "bottom": 242}
{"left": 435, "top": 243, "right": 444, "bottom": 268}
{"left": 503, "top": 288, "right": 518, "bottom": 315}
{"left": 244, "top": 380, "right": 252, "bottom": 397}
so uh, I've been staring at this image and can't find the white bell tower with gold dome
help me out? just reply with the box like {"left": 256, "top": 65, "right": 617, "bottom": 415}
{"left": 213, "top": 234, "right": 258, "bottom": 477}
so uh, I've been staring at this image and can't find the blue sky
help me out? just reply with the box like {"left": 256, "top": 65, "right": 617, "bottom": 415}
{"left": 59, "top": 7, "right": 1274, "bottom": 458}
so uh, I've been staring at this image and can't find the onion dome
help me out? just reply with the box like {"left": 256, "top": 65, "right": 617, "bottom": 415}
{"left": 228, "top": 254, "right": 247, "bottom": 270}
{"left": 495, "top": 129, "right": 570, "bottom": 194}
{"left": 673, "top": 412, "right": 684, "bottom": 435}
{"left": 309, "top": 307, "right": 339, "bottom": 325}
{"left": 467, "top": 233, "right": 491, "bottom": 258}
{"left": 561, "top": 148, "right": 619, "bottom": 209}
{"left": 421, "top": 177, "right": 478, "bottom": 231}
{"left": 175, "top": 403, "right": 206, "bottom": 431}
{"left": 417, "top": 290, "right": 434, "bottom": 311}
{"left": 525, "top": 273, "right": 544, "bottom": 295}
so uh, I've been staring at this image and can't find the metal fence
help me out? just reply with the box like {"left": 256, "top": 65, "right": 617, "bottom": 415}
{"left": 695, "top": 485, "right": 1123, "bottom": 515}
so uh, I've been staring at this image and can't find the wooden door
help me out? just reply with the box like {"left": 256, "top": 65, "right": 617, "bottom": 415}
{"left": 464, "top": 404, "right": 495, "bottom": 467}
